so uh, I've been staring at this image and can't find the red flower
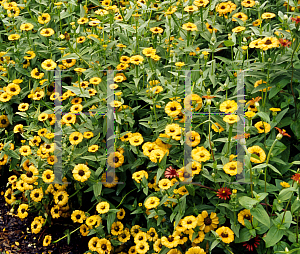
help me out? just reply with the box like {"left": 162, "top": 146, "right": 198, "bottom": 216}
{"left": 291, "top": 16, "right": 300, "bottom": 24}
{"left": 279, "top": 38, "right": 291, "bottom": 47}
{"left": 202, "top": 95, "right": 216, "bottom": 99}
{"left": 292, "top": 173, "right": 300, "bottom": 183}
{"left": 164, "top": 166, "right": 178, "bottom": 178}
{"left": 275, "top": 127, "right": 291, "bottom": 138}
{"left": 243, "top": 236, "right": 260, "bottom": 252}
{"left": 216, "top": 187, "right": 232, "bottom": 200}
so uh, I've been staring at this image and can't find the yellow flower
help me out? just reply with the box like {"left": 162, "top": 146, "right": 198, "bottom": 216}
{"left": 0, "top": 92, "right": 11, "bottom": 102}
{"left": 158, "top": 179, "right": 172, "bottom": 190}
{"left": 216, "top": 226, "right": 234, "bottom": 243}
{"left": 8, "top": 34, "right": 20, "bottom": 41}
{"left": 41, "top": 59, "right": 57, "bottom": 70}
{"left": 19, "top": 145, "right": 31, "bottom": 156}
{"left": 245, "top": 111, "right": 256, "bottom": 119}
{"left": 161, "top": 235, "right": 180, "bottom": 248}
{"left": 38, "top": 13, "right": 51, "bottom": 24}
{"left": 182, "top": 215, "right": 197, "bottom": 229}
{"left": 191, "top": 146, "right": 210, "bottom": 162}
{"left": 80, "top": 224, "right": 89, "bottom": 236}
{"left": 261, "top": 12, "right": 276, "bottom": 19}
{"left": 184, "top": 5, "right": 198, "bottom": 12}
{"left": 107, "top": 152, "right": 124, "bottom": 168}
{"left": 186, "top": 131, "right": 201, "bottom": 147}
{"left": 42, "top": 170, "right": 55, "bottom": 183}
{"left": 144, "top": 196, "right": 160, "bottom": 210}
{"left": 30, "top": 188, "right": 44, "bottom": 202}
{"left": 223, "top": 114, "right": 240, "bottom": 124}
{"left": 77, "top": 17, "right": 89, "bottom": 24}
{"left": 69, "top": 132, "right": 83, "bottom": 145}
{"left": 270, "top": 108, "right": 281, "bottom": 112}
{"left": 232, "top": 26, "right": 246, "bottom": 33}
{"left": 175, "top": 62, "right": 185, "bottom": 67}
{"left": 212, "top": 122, "right": 224, "bottom": 133}
{"left": 185, "top": 246, "right": 206, "bottom": 254}
{"left": 252, "top": 19, "right": 262, "bottom": 26}
{"left": 182, "top": 22, "right": 198, "bottom": 31}
{"left": 258, "top": 37, "right": 280, "bottom": 51}
{"left": 111, "top": 221, "right": 124, "bottom": 235}
{"left": 132, "top": 170, "right": 148, "bottom": 183}
{"left": 96, "top": 201, "right": 110, "bottom": 214}
{"left": 150, "top": 27, "right": 164, "bottom": 34}
{"left": 43, "top": 235, "right": 52, "bottom": 247}
{"left": 149, "top": 149, "right": 165, "bottom": 163}
{"left": 72, "top": 164, "right": 91, "bottom": 182}
{"left": 30, "top": 68, "right": 45, "bottom": 79}
{"left": 130, "top": 55, "right": 144, "bottom": 65}
{"left": 219, "top": 100, "right": 238, "bottom": 113}
{"left": 71, "top": 210, "right": 86, "bottom": 223}
{"left": 248, "top": 146, "right": 266, "bottom": 163}
{"left": 20, "top": 23, "right": 34, "bottom": 31}
{"left": 280, "top": 181, "right": 290, "bottom": 188}
{"left": 223, "top": 161, "right": 238, "bottom": 176}
{"left": 40, "top": 28, "right": 55, "bottom": 37}
{"left": 232, "top": 12, "right": 248, "bottom": 21}
{"left": 238, "top": 209, "right": 253, "bottom": 226}
{"left": 24, "top": 51, "right": 36, "bottom": 60}
{"left": 193, "top": 0, "right": 209, "bottom": 7}
{"left": 88, "top": 145, "right": 99, "bottom": 153}
{"left": 129, "top": 133, "right": 144, "bottom": 146}
{"left": 184, "top": 94, "right": 202, "bottom": 111}
{"left": 254, "top": 121, "right": 271, "bottom": 133}
{"left": 197, "top": 211, "right": 219, "bottom": 233}
{"left": 241, "top": 0, "right": 255, "bottom": 7}
{"left": 77, "top": 36, "right": 86, "bottom": 43}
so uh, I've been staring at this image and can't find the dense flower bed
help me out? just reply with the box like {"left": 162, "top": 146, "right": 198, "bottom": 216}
{"left": 0, "top": 0, "right": 300, "bottom": 253}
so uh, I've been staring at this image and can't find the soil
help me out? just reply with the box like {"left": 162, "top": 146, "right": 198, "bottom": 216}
{"left": 0, "top": 186, "right": 89, "bottom": 254}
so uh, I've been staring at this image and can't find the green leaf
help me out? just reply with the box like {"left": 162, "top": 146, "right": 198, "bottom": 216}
{"left": 278, "top": 187, "right": 296, "bottom": 202}
{"left": 223, "top": 40, "right": 235, "bottom": 47}
{"left": 155, "top": 168, "right": 165, "bottom": 185}
{"left": 117, "top": 23, "right": 136, "bottom": 33}
{"left": 210, "top": 240, "right": 220, "bottom": 251}
{"left": 256, "top": 112, "right": 270, "bottom": 123}
{"left": 4, "top": 149, "right": 20, "bottom": 160}
{"left": 251, "top": 204, "right": 270, "bottom": 229}
{"left": 263, "top": 225, "right": 284, "bottom": 248}
{"left": 185, "top": 184, "right": 195, "bottom": 196}
{"left": 107, "top": 213, "right": 116, "bottom": 234}
{"left": 158, "top": 246, "right": 170, "bottom": 254}
{"left": 267, "top": 164, "right": 282, "bottom": 176}
{"left": 57, "top": 53, "right": 79, "bottom": 61}
{"left": 235, "top": 228, "right": 251, "bottom": 243}
{"left": 62, "top": 86, "right": 90, "bottom": 98}
{"left": 291, "top": 199, "right": 300, "bottom": 214}
{"left": 93, "top": 183, "right": 102, "bottom": 198}
{"left": 239, "top": 196, "right": 259, "bottom": 210}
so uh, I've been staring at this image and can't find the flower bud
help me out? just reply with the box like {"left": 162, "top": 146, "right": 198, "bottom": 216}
{"left": 206, "top": 99, "right": 211, "bottom": 105}
{"left": 211, "top": 173, "right": 216, "bottom": 177}
{"left": 284, "top": 15, "right": 288, "bottom": 20}
{"left": 207, "top": 89, "right": 211, "bottom": 95}
{"left": 254, "top": 101, "right": 260, "bottom": 108}
{"left": 276, "top": 133, "right": 283, "bottom": 141}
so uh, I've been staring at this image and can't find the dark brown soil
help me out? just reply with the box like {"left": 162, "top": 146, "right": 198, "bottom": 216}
{"left": 0, "top": 186, "right": 89, "bottom": 254}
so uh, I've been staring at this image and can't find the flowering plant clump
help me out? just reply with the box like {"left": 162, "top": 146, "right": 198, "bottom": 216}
{"left": 1, "top": 0, "right": 300, "bottom": 253}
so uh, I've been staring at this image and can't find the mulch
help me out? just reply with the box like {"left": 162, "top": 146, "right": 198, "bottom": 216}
{"left": 0, "top": 186, "right": 89, "bottom": 254}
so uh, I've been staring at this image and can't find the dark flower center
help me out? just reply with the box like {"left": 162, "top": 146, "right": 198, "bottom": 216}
{"left": 204, "top": 217, "right": 212, "bottom": 225}
{"left": 78, "top": 170, "right": 85, "bottom": 176}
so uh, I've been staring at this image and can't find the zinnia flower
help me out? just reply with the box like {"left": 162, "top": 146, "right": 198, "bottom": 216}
{"left": 216, "top": 187, "right": 232, "bottom": 200}
{"left": 165, "top": 166, "right": 178, "bottom": 178}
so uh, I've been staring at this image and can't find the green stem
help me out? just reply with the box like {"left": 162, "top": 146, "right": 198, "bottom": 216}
{"left": 116, "top": 188, "right": 138, "bottom": 208}
{"left": 52, "top": 227, "right": 80, "bottom": 244}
